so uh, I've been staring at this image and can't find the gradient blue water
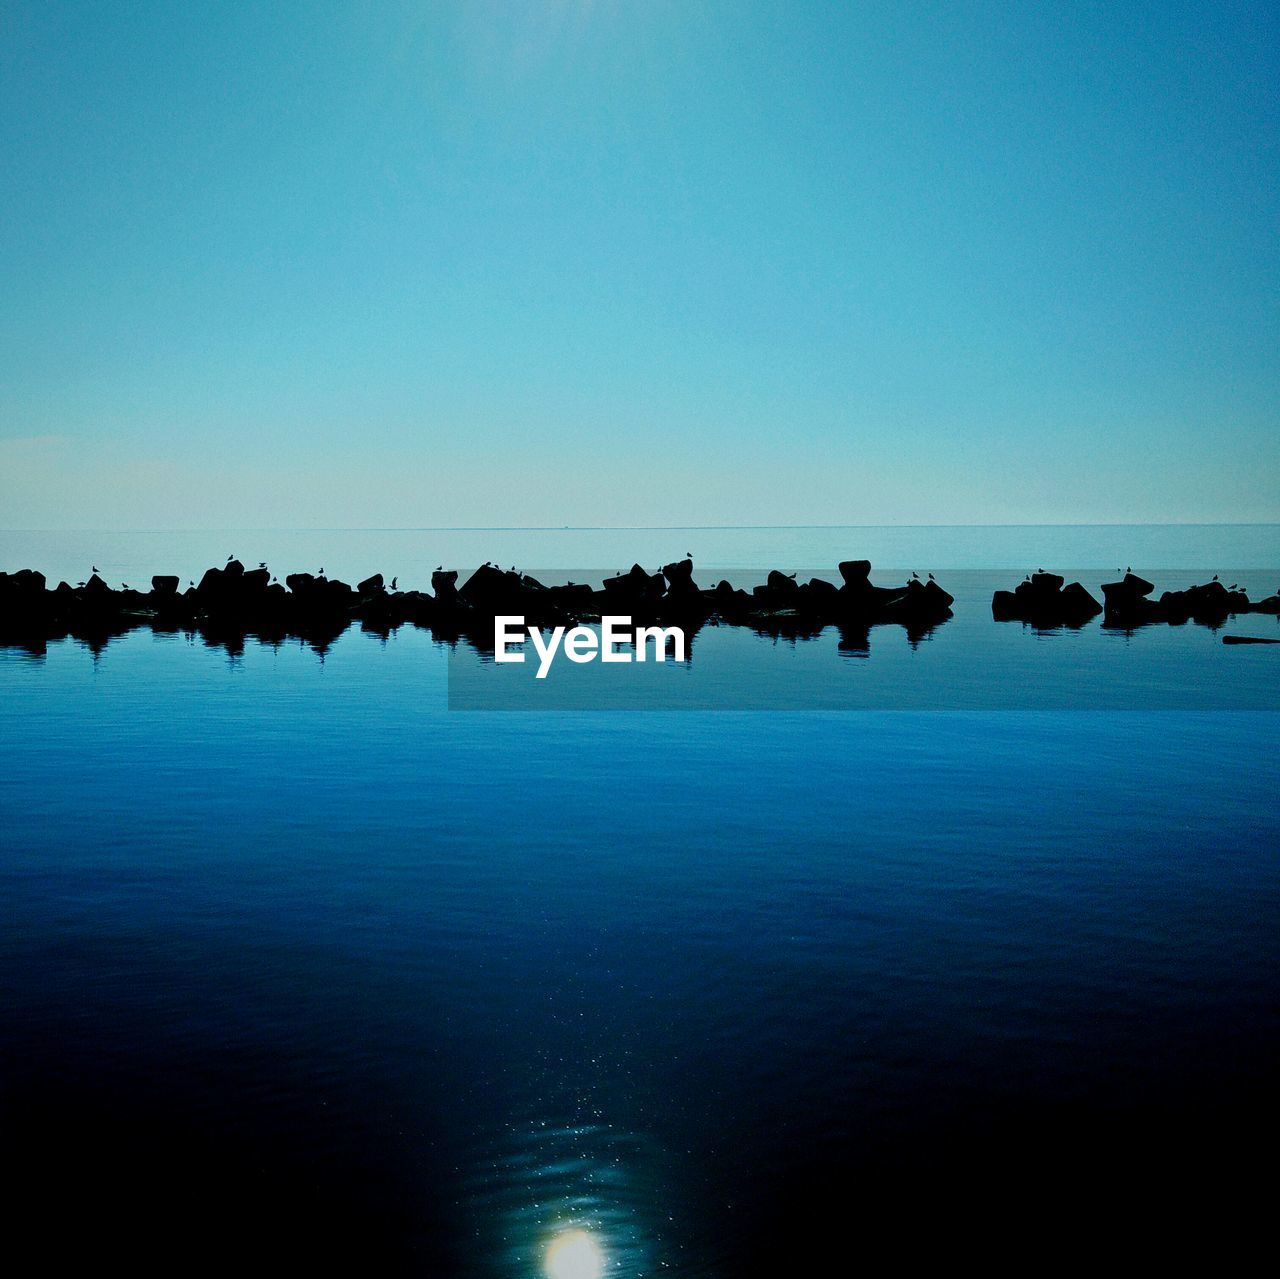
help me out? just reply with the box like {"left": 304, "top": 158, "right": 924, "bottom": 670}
{"left": 1, "top": 528, "right": 1278, "bottom": 1273}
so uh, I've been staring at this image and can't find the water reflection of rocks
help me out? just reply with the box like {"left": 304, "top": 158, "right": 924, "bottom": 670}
{"left": 992, "top": 569, "right": 1279, "bottom": 632}
{"left": 0, "top": 558, "right": 954, "bottom": 660}
{"left": 4, "top": 557, "right": 1276, "bottom": 661}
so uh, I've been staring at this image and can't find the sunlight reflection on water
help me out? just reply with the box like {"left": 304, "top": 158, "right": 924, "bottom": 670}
{"left": 459, "top": 1120, "right": 681, "bottom": 1277}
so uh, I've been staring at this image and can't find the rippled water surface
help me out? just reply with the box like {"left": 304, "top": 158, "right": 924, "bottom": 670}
{"left": 2, "top": 527, "right": 1278, "bottom": 1273}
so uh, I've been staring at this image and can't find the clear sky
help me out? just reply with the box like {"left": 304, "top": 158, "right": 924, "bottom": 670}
{"left": 2, "top": 1, "right": 1276, "bottom": 529}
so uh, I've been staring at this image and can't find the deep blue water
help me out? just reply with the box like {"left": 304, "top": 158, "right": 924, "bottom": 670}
{"left": 1, "top": 527, "right": 1278, "bottom": 1274}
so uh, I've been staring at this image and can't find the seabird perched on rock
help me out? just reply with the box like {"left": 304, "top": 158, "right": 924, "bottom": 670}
{"left": 390, "top": 577, "right": 397, "bottom": 589}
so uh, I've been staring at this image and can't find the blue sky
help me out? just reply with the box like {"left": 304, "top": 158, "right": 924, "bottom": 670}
{"left": 2, "top": 1, "right": 1276, "bottom": 528}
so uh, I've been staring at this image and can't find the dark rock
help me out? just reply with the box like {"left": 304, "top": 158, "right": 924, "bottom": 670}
{"left": 662, "top": 558, "right": 694, "bottom": 586}
{"left": 151, "top": 575, "right": 180, "bottom": 595}
{"left": 993, "top": 572, "right": 1100, "bottom": 627}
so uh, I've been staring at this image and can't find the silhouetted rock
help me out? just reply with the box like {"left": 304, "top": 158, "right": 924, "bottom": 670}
{"left": 993, "top": 572, "right": 1101, "bottom": 627}
{"left": 1102, "top": 574, "right": 1272, "bottom": 630}
{"left": 0, "top": 554, "right": 953, "bottom": 657}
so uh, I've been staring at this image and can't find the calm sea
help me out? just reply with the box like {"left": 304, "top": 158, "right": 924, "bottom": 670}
{"left": 2, "top": 526, "right": 1278, "bottom": 1273}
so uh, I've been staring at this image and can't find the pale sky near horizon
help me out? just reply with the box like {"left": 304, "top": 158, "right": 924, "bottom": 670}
{"left": 2, "top": 1, "right": 1277, "bottom": 529}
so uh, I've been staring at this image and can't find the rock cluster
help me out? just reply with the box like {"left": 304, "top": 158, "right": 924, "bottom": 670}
{"left": 1101, "top": 573, "right": 1280, "bottom": 629}
{"left": 991, "top": 572, "right": 1102, "bottom": 627}
{"left": 0, "top": 558, "right": 953, "bottom": 657}
{"left": 992, "top": 570, "right": 1280, "bottom": 630}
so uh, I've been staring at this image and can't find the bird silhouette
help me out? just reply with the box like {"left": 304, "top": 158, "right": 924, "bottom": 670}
{"left": 1126, "top": 566, "right": 1132, "bottom": 574}
{"left": 686, "top": 551, "right": 692, "bottom": 558}
{"left": 436, "top": 565, "right": 442, "bottom": 571}
{"left": 227, "top": 554, "right": 234, "bottom": 561}
{"left": 318, "top": 567, "right": 324, "bottom": 576}
{"left": 91, "top": 565, "right": 99, "bottom": 574}
{"left": 258, "top": 561, "right": 266, "bottom": 569}
{"left": 1213, "top": 574, "right": 1219, "bottom": 581}
{"left": 1038, "top": 567, "right": 1045, "bottom": 574}
{"left": 390, "top": 576, "right": 397, "bottom": 590}
{"left": 911, "top": 570, "right": 920, "bottom": 580}
{"left": 927, "top": 572, "right": 935, "bottom": 581}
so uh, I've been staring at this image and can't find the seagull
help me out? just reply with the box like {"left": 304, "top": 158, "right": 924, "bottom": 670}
{"left": 259, "top": 561, "right": 266, "bottom": 569}
{"left": 1213, "top": 574, "right": 1219, "bottom": 581}
{"left": 911, "top": 570, "right": 920, "bottom": 580}
{"left": 390, "top": 577, "right": 397, "bottom": 590}
{"left": 227, "top": 554, "right": 234, "bottom": 561}
{"left": 686, "top": 551, "right": 692, "bottom": 558}
{"left": 1126, "top": 566, "right": 1132, "bottom": 574}
{"left": 92, "top": 565, "right": 99, "bottom": 574}
{"left": 928, "top": 572, "right": 935, "bottom": 581}
{"left": 436, "top": 565, "right": 442, "bottom": 571}
{"left": 318, "top": 567, "right": 324, "bottom": 576}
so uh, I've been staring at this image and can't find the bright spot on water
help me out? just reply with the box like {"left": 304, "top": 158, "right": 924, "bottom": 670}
{"left": 544, "top": 1228, "right": 604, "bottom": 1279}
